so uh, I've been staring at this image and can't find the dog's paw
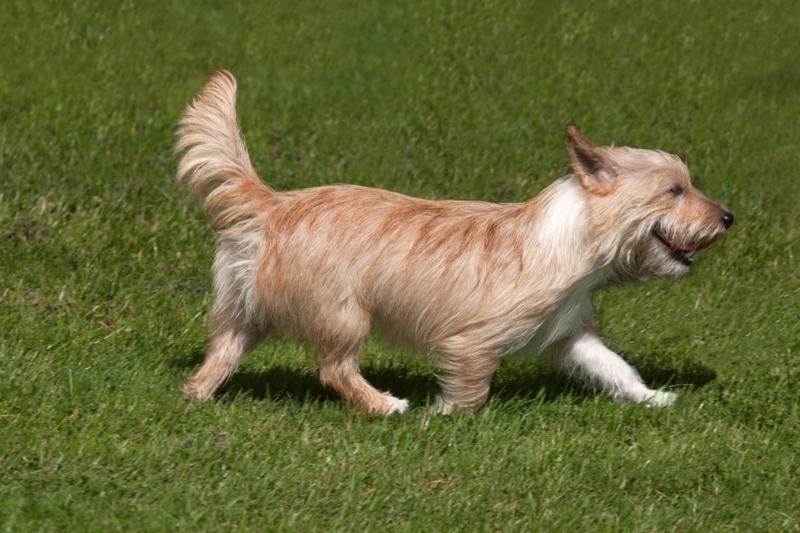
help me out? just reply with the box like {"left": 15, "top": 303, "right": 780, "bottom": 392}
{"left": 427, "top": 395, "right": 454, "bottom": 415}
{"left": 182, "top": 380, "right": 212, "bottom": 401}
{"left": 646, "top": 390, "right": 677, "bottom": 407}
{"left": 385, "top": 396, "right": 409, "bottom": 415}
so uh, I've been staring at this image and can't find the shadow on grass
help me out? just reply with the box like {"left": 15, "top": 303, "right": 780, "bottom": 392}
{"left": 173, "top": 347, "right": 717, "bottom": 406}
{"left": 635, "top": 357, "right": 717, "bottom": 391}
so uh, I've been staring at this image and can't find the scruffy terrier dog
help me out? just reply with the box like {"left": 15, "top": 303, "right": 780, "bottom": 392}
{"left": 177, "top": 71, "right": 733, "bottom": 415}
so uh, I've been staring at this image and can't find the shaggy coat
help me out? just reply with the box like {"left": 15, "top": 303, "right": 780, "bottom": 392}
{"left": 177, "top": 71, "right": 733, "bottom": 415}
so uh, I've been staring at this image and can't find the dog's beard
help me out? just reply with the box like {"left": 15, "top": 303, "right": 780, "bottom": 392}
{"left": 639, "top": 236, "right": 692, "bottom": 278}
{"left": 613, "top": 221, "right": 696, "bottom": 280}
{"left": 629, "top": 217, "right": 727, "bottom": 279}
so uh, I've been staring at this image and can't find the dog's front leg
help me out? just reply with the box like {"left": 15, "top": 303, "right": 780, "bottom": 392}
{"left": 431, "top": 343, "right": 501, "bottom": 414}
{"left": 556, "top": 329, "right": 677, "bottom": 407}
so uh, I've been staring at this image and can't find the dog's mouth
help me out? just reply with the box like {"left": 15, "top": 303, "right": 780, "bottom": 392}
{"left": 652, "top": 227, "right": 701, "bottom": 266}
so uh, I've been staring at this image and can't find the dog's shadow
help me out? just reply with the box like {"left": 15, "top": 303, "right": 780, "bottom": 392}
{"left": 174, "top": 348, "right": 716, "bottom": 406}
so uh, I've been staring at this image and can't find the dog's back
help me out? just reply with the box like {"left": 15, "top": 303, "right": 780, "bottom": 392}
{"left": 176, "top": 73, "right": 548, "bottom": 350}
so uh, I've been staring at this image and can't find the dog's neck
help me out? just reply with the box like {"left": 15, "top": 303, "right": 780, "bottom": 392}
{"left": 529, "top": 176, "right": 613, "bottom": 283}
{"left": 498, "top": 177, "right": 614, "bottom": 354}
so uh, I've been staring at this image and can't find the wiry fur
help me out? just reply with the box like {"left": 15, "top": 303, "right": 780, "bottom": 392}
{"left": 176, "top": 71, "right": 733, "bottom": 415}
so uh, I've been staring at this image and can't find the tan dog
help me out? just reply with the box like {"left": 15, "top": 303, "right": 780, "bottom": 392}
{"left": 177, "top": 71, "right": 733, "bottom": 415}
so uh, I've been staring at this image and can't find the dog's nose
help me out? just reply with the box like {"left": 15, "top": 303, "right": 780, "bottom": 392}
{"left": 721, "top": 211, "right": 734, "bottom": 229}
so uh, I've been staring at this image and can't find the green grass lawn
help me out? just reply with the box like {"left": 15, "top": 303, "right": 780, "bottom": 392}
{"left": 2, "top": 0, "right": 800, "bottom": 530}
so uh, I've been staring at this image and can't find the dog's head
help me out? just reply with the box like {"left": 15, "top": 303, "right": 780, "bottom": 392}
{"left": 565, "top": 125, "right": 733, "bottom": 279}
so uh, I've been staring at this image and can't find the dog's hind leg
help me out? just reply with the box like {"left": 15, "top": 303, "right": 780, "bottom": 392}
{"left": 555, "top": 329, "right": 677, "bottom": 407}
{"left": 315, "top": 305, "right": 408, "bottom": 416}
{"left": 183, "top": 322, "right": 264, "bottom": 401}
{"left": 319, "top": 349, "right": 409, "bottom": 416}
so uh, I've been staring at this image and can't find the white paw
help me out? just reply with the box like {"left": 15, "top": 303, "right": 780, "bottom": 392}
{"left": 385, "top": 396, "right": 409, "bottom": 415}
{"left": 646, "top": 390, "right": 677, "bottom": 407}
{"left": 428, "top": 395, "right": 454, "bottom": 415}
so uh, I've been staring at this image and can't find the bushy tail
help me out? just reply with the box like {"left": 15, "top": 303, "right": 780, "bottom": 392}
{"left": 176, "top": 70, "right": 273, "bottom": 232}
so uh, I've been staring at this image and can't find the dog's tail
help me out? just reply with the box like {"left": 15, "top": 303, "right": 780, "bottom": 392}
{"left": 176, "top": 70, "right": 273, "bottom": 232}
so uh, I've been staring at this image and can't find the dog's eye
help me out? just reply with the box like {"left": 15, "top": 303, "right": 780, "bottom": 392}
{"left": 668, "top": 184, "right": 684, "bottom": 196}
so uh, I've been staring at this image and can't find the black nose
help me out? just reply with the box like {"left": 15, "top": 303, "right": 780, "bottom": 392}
{"left": 721, "top": 211, "right": 734, "bottom": 229}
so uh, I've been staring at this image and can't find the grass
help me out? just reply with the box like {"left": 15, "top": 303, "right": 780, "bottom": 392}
{"left": 2, "top": 0, "right": 800, "bottom": 530}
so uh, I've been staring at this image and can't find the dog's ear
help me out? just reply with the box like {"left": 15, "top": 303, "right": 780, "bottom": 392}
{"left": 565, "top": 125, "right": 616, "bottom": 194}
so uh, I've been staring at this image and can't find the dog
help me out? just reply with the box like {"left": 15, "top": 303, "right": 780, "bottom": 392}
{"left": 176, "top": 70, "right": 733, "bottom": 415}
